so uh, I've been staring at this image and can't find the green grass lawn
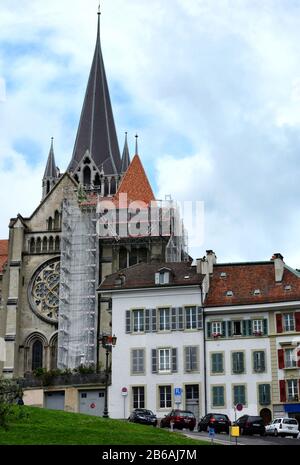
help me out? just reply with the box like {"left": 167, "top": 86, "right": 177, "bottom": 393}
{"left": 0, "top": 407, "right": 210, "bottom": 445}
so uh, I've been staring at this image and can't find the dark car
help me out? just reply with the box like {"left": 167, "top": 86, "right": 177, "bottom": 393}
{"left": 128, "top": 409, "right": 157, "bottom": 427}
{"left": 235, "top": 415, "right": 265, "bottom": 436}
{"left": 160, "top": 410, "right": 196, "bottom": 431}
{"left": 198, "top": 413, "right": 231, "bottom": 434}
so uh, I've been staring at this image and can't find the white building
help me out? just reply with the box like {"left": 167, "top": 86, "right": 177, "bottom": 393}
{"left": 99, "top": 261, "right": 204, "bottom": 420}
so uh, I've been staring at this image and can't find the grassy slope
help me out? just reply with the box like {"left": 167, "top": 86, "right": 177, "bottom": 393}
{"left": 0, "top": 407, "right": 209, "bottom": 445}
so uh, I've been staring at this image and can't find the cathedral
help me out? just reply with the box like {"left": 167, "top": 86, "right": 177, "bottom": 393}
{"left": 0, "top": 11, "right": 186, "bottom": 384}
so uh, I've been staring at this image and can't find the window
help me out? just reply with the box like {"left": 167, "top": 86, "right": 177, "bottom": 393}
{"left": 155, "top": 271, "right": 170, "bottom": 285}
{"left": 133, "top": 309, "right": 144, "bottom": 333}
{"left": 233, "top": 321, "right": 242, "bottom": 336}
{"left": 253, "top": 351, "right": 266, "bottom": 372}
{"left": 159, "top": 349, "right": 171, "bottom": 372}
{"left": 185, "top": 347, "right": 198, "bottom": 372}
{"left": 233, "top": 385, "right": 246, "bottom": 405}
{"left": 283, "top": 314, "right": 295, "bottom": 332}
{"left": 258, "top": 384, "right": 271, "bottom": 405}
{"left": 253, "top": 319, "right": 263, "bottom": 334}
{"left": 132, "top": 349, "right": 145, "bottom": 375}
{"left": 212, "top": 386, "right": 225, "bottom": 407}
{"left": 287, "top": 380, "right": 298, "bottom": 401}
{"left": 159, "top": 386, "right": 172, "bottom": 409}
{"left": 232, "top": 352, "right": 245, "bottom": 374}
{"left": 159, "top": 308, "right": 170, "bottom": 331}
{"left": 285, "top": 348, "right": 296, "bottom": 368}
{"left": 132, "top": 386, "right": 145, "bottom": 409}
{"left": 212, "top": 322, "right": 222, "bottom": 336}
{"left": 32, "top": 340, "right": 43, "bottom": 371}
{"left": 211, "top": 353, "right": 224, "bottom": 374}
{"left": 185, "top": 307, "right": 197, "bottom": 330}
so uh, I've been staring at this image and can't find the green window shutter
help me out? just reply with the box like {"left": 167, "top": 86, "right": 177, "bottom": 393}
{"left": 197, "top": 307, "right": 203, "bottom": 329}
{"left": 185, "top": 347, "right": 191, "bottom": 371}
{"left": 151, "top": 309, "right": 157, "bottom": 332}
{"left": 242, "top": 321, "right": 247, "bottom": 336}
{"left": 240, "top": 353, "right": 245, "bottom": 372}
{"left": 207, "top": 322, "right": 212, "bottom": 338}
{"left": 172, "top": 348, "right": 178, "bottom": 372}
{"left": 178, "top": 307, "right": 184, "bottom": 331}
{"left": 152, "top": 349, "right": 157, "bottom": 373}
{"left": 247, "top": 320, "right": 252, "bottom": 336}
{"left": 126, "top": 310, "right": 131, "bottom": 333}
{"left": 263, "top": 319, "right": 268, "bottom": 335}
{"left": 211, "top": 354, "right": 217, "bottom": 373}
{"left": 218, "top": 353, "right": 223, "bottom": 372}
{"left": 259, "top": 384, "right": 271, "bottom": 405}
{"left": 227, "top": 321, "right": 232, "bottom": 337}
{"left": 232, "top": 352, "right": 237, "bottom": 372}
{"left": 221, "top": 321, "right": 226, "bottom": 337}
{"left": 171, "top": 308, "right": 177, "bottom": 331}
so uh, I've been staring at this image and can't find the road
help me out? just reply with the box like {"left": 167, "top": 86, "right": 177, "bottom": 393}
{"left": 179, "top": 430, "right": 300, "bottom": 446}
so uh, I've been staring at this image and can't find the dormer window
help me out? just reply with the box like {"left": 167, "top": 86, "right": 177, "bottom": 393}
{"left": 155, "top": 269, "right": 171, "bottom": 285}
{"left": 226, "top": 290, "right": 233, "bottom": 297}
{"left": 220, "top": 272, "right": 227, "bottom": 278}
{"left": 253, "top": 289, "right": 261, "bottom": 296}
{"left": 285, "top": 285, "right": 292, "bottom": 291}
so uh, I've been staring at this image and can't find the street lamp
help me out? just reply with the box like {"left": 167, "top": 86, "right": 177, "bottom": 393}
{"left": 99, "top": 334, "right": 117, "bottom": 418}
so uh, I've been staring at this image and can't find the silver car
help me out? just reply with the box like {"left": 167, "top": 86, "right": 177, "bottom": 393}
{"left": 266, "top": 417, "right": 299, "bottom": 438}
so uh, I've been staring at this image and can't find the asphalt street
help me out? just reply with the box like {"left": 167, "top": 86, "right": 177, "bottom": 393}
{"left": 179, "top": 430, "right": 300, "bottom": 445}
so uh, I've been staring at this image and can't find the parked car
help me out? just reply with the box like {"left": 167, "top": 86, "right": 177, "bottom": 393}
{"left": 234, "top": 415, "right": 265, "bottom": 436}
{"left": 160, "top": 410, "right": 196, "bottom": 431}
{"left": 265, "top": 418, "right": 299, "bottom": 438}
{"left": 198, "top": 413, "right": 231, "bottom": 434}
{"left": 128, "top": 409, "right": 157, "bottom": 427}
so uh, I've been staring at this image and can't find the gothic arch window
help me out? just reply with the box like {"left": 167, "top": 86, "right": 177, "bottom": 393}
{"left": 54, "top": 210, "right": 60, "bottom": 230}
{"left": 32, "top": 340, "right": 43, "bottom": 371}
{"left": 55, "top": 236, "right": 60, "bottom": 252}
{"left": 49, "top": 334, "right": 58, "bottom": 370}
{"left": 94, "top": 173, "right": 101, "bottom": 187}
{"left": 83, "top": 166, "right": 91, "bottom": 186}
{"left": 30, "top": 238, "right": 35, "bottom": 254}
{"left": 104, "top": 177, "right": 109, "bottom": 196}
{"left": 48, "top": 217, "right": 53, "bottom": 231}
{"left": 74, "top": 174, "right": 79, "bottom": 184}
{"left": 46, "top": 180, "right": 50, "bottom": 195}
{"left": 49, "top": 236, "right": 54, "bottom": 252}
{"left": 111, "top": 177, "right": 116, "bottom": 195}
{"left": 36, "top": 237, "right": 41, "bottom": 253}
{"left": 42, "top": 237, "right": 48, "bottom": 253}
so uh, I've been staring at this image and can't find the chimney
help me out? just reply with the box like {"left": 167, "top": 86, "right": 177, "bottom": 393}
{"left": 206, "top": 250, "right": 217, "bottom": 274}
{"left": 272, "top": 253, "right": 284, "bottom": 283}
{"left": 196, "top": 257, "right": 210, "bottom": 298}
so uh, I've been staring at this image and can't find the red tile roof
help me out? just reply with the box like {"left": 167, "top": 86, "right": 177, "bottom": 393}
{"left": 114, "top": 154, "right": 155, "bottom": 206}
{"left": 205, "top": 262, "right": 300, "bottom": 307}
{"left": 0, "top": 240, "right": 9, "bottom": 273}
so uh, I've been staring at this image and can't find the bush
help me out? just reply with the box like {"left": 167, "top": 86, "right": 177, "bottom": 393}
{"left": 0, "top": 379, "right": 25, "bottom": 430}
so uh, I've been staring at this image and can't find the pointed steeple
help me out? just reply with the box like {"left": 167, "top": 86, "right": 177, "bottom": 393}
{"left": 68, "top": 10, "right": 121, "bottom": 175}
{"left": 121, "top": 132, "right": 130, "bottom": 173}
{"left": 42, "top": 138, "right": 58, "bottom": 199}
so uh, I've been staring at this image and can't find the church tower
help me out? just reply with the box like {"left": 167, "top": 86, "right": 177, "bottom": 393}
{"left": 42, "top": 138, "right": 59, "bottom": 199}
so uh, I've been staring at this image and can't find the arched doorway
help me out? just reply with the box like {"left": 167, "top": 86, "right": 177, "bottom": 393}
{"left": 260, "top": 408, "right": 272, "bottom": 426}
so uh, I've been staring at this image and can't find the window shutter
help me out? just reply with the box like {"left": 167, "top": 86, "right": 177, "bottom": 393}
{"left": 126, "top": 310, "right": 131, "bottom": 333}
{"left": 152, "top": 349, "right": 157, "bottom": 373}
{"left": 227, "top": 321, "right": 232, "bottom": 337}
{"left": 242, "top": 321, "right": 247, "bottom": 336}
{"left": 247, "top": 320, "right": 252, "bottom": 336}
{"left": 207, "top": 322, "right": 212, "bottom": 338}
{"left": 172, "top": 348, "right": 178, "bottom": 372}
{"left": 140, "top": 350, "right": 145, "bottom": 373}
{"left": 263, "top": 319, "right": 268, "bottom": 336}
{"left": 278, "top": 349, "right": 285, "bottom": 369}
{"left": 297, "top": 349, "right": 300, "bottom": 368}
{"left": 177, "top": 307, "right": 184, "bottom": 331}
{"left": 259, "top": 384, "right": 271, "bottom": 405}
{"left": 185, "top": 347, "right": 191, "bottom": 371}
{"left": 232, "top": 352, "right": 237, "bottom": 372}
{"left": 240, "top": 353, "right": 245, "bottom": 372}
{"left": 276, "top": 314, "right": 283, "bottom": 333}
{"left": 295, "top": 312, "right": 300, "bottom": 332}
{"left": 151, "top": 309, "right": 157, "bottom": 332}
{"left": 279, "top": 380, "right": 286, "bottom": 403}
{"left": 197, "top": 307, "right": 203, "bottom": 329}
{"left": 171, "top": 308, "right": 177, "bottom": 331}
{"left": 155, "top": 273, "right": 160, "bottom": 285}
{"left": 211, "top": 354, "right": 216, "bottom": 373}
{"left": 260, "top": 352, "right": 266, "bottom": 371}
{"left": 221, "top": 321, "right": 226, "bottom": 337}
{"left": 145, "top": 309, "right": 151, "bottom": 332}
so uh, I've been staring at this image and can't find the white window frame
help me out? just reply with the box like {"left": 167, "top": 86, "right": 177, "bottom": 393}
{"left": 132, "top": 309, "right": 144, "bottom": 333}
{"left": 285, "top": 348, "right": 297, "bottom": 368}
{"left": 212, "top": 322, "right": 222, "bottom": 336}
{"left": 158, "top": 348, "right": 171, "bottom": 373}
{"left": 283, "top": 313, "right": 295, "bottom": 332}
{"left": 253, "top": 319, "right": 263, "bottom": 334}
{"left": 185, "top": 307, "right": 197, "bottom": 330}
{"left": 159, "top": 385, "right": 172, "bottom": 409}
{"left": 159, "top": 308, "right": 170, "bottom": 331}
{"left": 287, "top": 379, "right": 298, "bottom": 401}
{"left": 132, "top": 386, "right": 145, "bottom": 409}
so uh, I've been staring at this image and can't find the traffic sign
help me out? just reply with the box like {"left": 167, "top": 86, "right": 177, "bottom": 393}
{"left": 174, "top": 388, "right": 182, "bottom": 396}
{"left": 121, "top": 387, "right": 128, "bottom": 397}
{"left": 236, "top": 403, "right": 243, "bottom": 412}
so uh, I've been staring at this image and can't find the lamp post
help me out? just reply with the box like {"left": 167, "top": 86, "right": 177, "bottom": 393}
{"left": 99, "top": 334, "right": 117, "bottom": 418}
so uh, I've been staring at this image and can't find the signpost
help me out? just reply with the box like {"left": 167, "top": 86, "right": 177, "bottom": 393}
{"left": 121, "top": 387, "right": 128, "bottom": 420}
{"left": 174, "top": 388, "right": 182, "bottom": 408}
{"left": 231, "top": 404, "right": 243, "bottom": 445}
{"left": 208, "top": 426, "right": 215, "bottom": 444}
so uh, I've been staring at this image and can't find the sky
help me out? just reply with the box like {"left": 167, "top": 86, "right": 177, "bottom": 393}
{"left": 1, "top": 0, "right": 300, "bottom": 266}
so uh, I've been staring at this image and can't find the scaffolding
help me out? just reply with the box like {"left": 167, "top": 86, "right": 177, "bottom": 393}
{"left": 58, "top": 193, "right": 98, "bottom": 370}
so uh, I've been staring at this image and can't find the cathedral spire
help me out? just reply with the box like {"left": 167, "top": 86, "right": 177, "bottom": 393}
{"left": 68, "top": 9, "right": 121, "bottom": 176}
{"left": 121, "top": 132, "right": 130, "bottom": 173}
{"left": 42, "top": 138, "right": 58, "bottom": 199}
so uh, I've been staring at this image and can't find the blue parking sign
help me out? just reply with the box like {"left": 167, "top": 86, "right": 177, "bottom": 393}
{"left": 174, "top": 388, "right": 182, "bottom": 396}
{"left": 209, "top": 427, "right": 215, "bottom": 438}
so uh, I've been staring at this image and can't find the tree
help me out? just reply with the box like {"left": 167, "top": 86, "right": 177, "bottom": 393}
{"left": 0, "top": 379, "right": 24, "bottom": 430}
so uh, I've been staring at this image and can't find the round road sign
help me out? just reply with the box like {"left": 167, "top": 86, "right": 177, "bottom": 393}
{"left": 236, "top": 403, "right": 243, "bottom": 412}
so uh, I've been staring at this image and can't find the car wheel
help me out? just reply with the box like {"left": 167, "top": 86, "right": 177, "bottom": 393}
{"left": 293, "top": 434, "right": 298, "bottom": 439}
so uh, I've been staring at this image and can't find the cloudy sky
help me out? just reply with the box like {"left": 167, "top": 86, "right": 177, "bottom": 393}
{"left": 1, "top": 0, "right": 300, "bottom": 266}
